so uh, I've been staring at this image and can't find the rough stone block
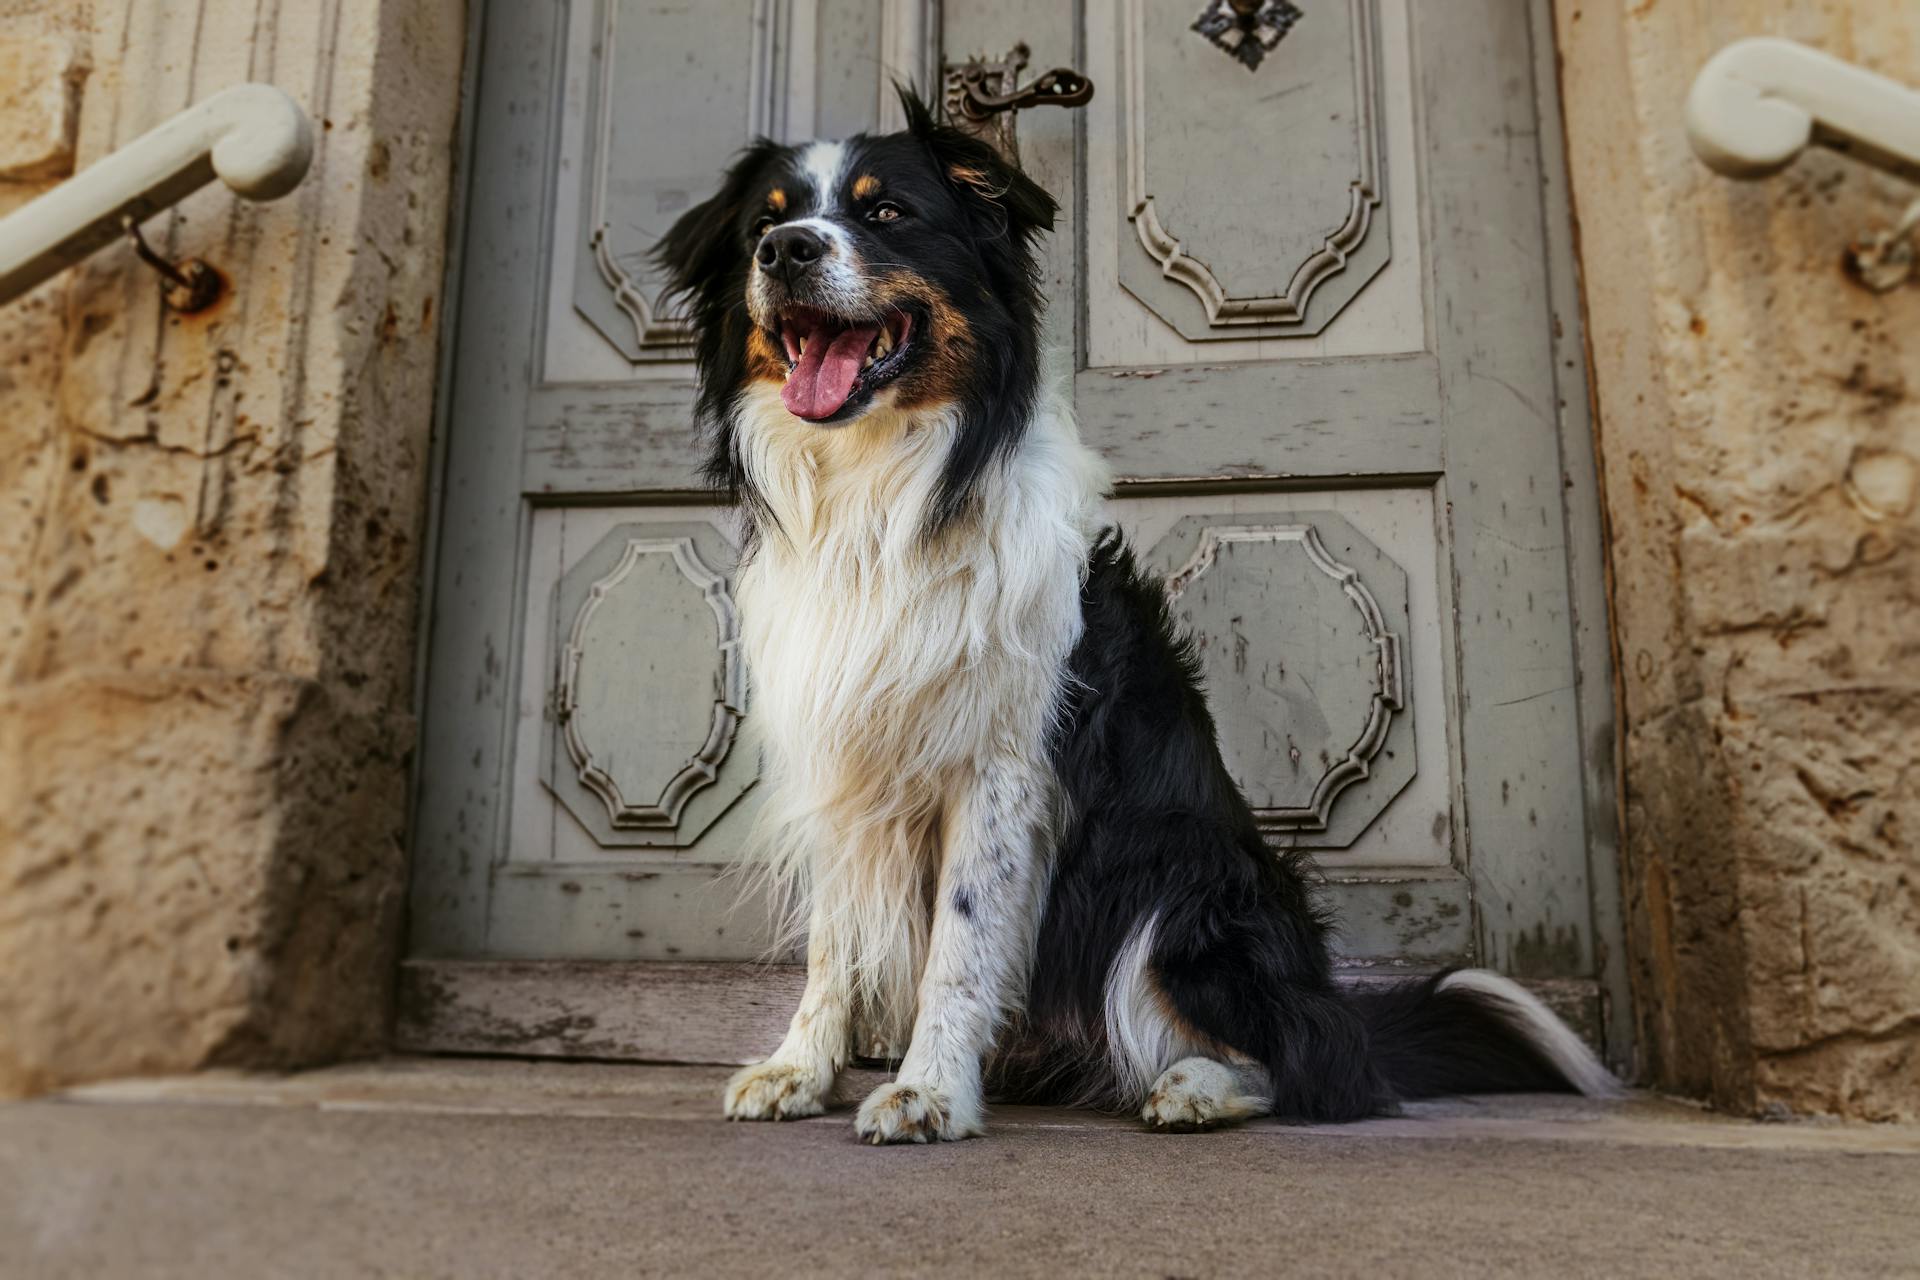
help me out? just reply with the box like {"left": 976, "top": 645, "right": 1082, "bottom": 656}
{"left": 1558, "top": 0, "right": 1920, "bottom": 1120}
{"left": 0, "top": 34, "right": 79, "bottom": 181}
{"left": 0, "top": 670, "right": 414, "bottom": 1098}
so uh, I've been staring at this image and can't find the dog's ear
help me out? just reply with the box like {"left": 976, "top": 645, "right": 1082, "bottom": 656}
{"left": 653, "top": 138, "right": 783, "bottom": 310}
{"left": 651, "top": 140, "right": 785, "bottom": 484}
{"left": 894, "top": 82, "right": 1057, "bottom": 246}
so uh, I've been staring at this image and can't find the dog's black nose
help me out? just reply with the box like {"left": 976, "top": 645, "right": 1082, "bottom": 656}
{"left": 756, "top": 224, "right": 826, "bottom": 281}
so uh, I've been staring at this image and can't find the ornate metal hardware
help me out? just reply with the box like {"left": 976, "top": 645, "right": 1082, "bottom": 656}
{"left": 942, "top": 44, "right": 1094, "bottom": 163}
{"left": 1192, "top": 0, "right": 1304, "bottom": 71}
{"left": 954, "top": 58, "right": 1093, "bottom": 119}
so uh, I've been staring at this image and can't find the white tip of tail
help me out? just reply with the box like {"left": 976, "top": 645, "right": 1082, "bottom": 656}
{"left": 1438, "top": 969, "right": 1626, "bottom": 1099}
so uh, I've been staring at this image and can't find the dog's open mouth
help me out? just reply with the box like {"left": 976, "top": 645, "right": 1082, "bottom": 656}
{"left": 776, "top": 304, "right": 915, "bottom": 422}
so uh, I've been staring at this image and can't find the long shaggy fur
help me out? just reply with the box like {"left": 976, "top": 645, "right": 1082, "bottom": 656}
{"left": 656, "top": 88, "right": 1619, "bottom": 1142}
{"left": 733, "top": 381, "right": 1105, "bottom": 1048}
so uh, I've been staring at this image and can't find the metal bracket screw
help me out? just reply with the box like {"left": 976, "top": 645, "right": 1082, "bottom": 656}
{"left": 122, "top": 214, "right": 223, "bottom": 313}
{"left": 1843, "top": 198, "right": 1920, "bottom": 294}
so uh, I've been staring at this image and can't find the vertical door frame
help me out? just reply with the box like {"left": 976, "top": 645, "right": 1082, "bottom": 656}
{"left": 1523, "top": 0, "right": 1632, "bottom": 1076}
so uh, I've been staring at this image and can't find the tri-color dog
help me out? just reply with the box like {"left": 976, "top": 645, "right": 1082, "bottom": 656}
{"left": 655, "top": 89, "right": 1618, "bottom": 1144}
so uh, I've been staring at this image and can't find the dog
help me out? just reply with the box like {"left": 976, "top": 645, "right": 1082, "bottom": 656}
{"left": 654, "top": 88, "right": 1619, "bottom": 1144}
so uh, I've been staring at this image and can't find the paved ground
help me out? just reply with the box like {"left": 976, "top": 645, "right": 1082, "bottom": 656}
{"left": 3, "top": 1059, "right": 1918, "bottom": 1278}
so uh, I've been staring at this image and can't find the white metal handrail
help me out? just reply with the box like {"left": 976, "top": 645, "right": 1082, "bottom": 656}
{"left": 0, "top": 83, "right": 313, "bottom": 306}
{"left": 1687, "top": 37, "right": 1920, "bottom": 184}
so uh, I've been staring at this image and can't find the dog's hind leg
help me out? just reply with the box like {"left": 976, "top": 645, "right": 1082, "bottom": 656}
{"left": 1099, "top": 914, "right": 1271, "bottom": 1131}
{"left": 1102, "top": 890, "right": 1385, "bottom": 1125}
{"left": 1149, "top": 895, "right": 1387, "bottom": 1123}
{"left": 724, "top": 906, "right": 851, "bottom": 1121}
{"left": 1141, "top": 1056, "right": 1273, "bottom": 1132}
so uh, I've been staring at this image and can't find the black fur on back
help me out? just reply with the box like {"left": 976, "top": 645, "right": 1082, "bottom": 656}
{"left": 994, "top": 532, "right": 1583, "bottom": 1118}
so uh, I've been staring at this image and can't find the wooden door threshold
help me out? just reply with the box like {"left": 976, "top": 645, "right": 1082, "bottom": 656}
{"left": 397, "top": 959, "right": 1608, "bottom": 1065}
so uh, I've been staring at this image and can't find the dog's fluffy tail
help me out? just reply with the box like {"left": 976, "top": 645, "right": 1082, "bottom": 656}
{"left": 1352, "top": 969, "right": 1623, "bottom": 1101}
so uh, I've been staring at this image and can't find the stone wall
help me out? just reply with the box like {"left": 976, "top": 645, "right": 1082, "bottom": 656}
{"left": 0, "top": 0, "right": 464, "bottom": 1096}
{"left": 1556, "top": 1, "right": 1919, "bottom": 1119}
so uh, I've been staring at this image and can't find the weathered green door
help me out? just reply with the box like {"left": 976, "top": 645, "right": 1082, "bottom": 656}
{"left": 403, "top": 0, "right": 1628, "bottom": 1071}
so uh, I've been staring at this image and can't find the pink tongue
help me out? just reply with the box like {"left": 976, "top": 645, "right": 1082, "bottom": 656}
{"left": 782, "top": 323, "right": 880, "bottom": 420}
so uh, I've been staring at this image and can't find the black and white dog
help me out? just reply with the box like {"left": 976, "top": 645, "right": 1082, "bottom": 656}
{"left": 656, "top": 89, "right": 1617, "bottom": 1144}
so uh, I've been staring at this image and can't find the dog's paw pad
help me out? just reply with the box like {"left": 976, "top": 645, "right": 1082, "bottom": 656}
{"left": 724, "top": 1060, "right": 829, "bottom": 1121}
{"left": 854, "top": 1081, "right": 977, "bottom": 1144}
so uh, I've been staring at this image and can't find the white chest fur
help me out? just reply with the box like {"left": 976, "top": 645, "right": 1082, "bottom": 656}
{"left": 730, "top": 384, "right": 1108, "bottom": 1032}
{"left": 734, "top": 387, "right": 1105, "bottom": 798}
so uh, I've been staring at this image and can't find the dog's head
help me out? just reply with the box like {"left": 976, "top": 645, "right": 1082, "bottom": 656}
{"left": 655, "top": 87, "right": 1057, "bottom": 528}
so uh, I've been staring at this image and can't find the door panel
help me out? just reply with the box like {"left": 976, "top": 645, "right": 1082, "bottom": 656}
{"left": 1087, "top": 0, "right": 1424, "bottom": 367}
{"left": 1154, "top": 513, "right": 1414, "bottom": 842}
{"left": 542, "top": 518, "right": 751, "bottom": 851}
{"left": 1123, "top": 491, "right": 1451, "bottom": 870}
{"left": 570, "top": 0, "right": 769, "bottom": 360}
{"left": 508, "top": 504, "right": 776, "bottom": 961}
{"left": 568, "top": 0, "right": 917, "bottom": 366}
{"left": 1116, "top": 0, "right": 1388, "bottom": 339}
{"left": 407, "top": 0, "right": 1622, "bottom": 1058}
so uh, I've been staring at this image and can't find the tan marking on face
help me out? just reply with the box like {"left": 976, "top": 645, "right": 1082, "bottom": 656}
{"left": 863, "top": 270, "right": 975, "bottom": 415}
{"left": 852, "top": 174, "right": 880, "bottom": 201}
{"left": 746, "top": 326, "right": 787, "bottom": 383}
{"left": 767, "top": 187, "right": 787, "bottom": 213}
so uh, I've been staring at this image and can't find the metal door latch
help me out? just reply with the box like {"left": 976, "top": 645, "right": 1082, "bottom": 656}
{"left": 942, "top": 44, "right": 1093, "bottom": 163}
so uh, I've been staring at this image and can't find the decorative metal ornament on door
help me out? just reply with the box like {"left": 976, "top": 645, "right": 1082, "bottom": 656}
{"left": 941, "top": 42, "right": 1094, "bottom": 163}
{"left": 1192, "top": 0, "right": 1305, "bottom": 71}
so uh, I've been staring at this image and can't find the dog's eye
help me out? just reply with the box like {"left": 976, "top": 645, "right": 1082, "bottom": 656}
{"left": 868, "top": 202, "right": 904, "bottom": 224}
{"left": 751, "top": 215, "right": 777, "bottom": 238}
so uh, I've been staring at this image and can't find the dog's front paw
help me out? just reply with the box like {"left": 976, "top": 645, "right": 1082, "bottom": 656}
{"left": 854, "top": 1080, "right": 981, "bottom": 1145}
{"left": 724, "top": 1060, "right": 831, "bottom": 1121}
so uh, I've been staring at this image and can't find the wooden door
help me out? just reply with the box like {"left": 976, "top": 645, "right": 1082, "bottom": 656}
{"left": 403, "top": 0, "right": 1629, "bottom": 1072}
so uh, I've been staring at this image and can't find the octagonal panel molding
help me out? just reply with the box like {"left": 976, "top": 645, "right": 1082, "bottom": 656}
{"left": 1118, "top": 0, "right": 1388, "bottom": 339}
{"left": 545, "top": 521, "right": 755, "bottom": 848}
{"left": 1152, "top": 512, "right": 1413, "bottom": 847}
